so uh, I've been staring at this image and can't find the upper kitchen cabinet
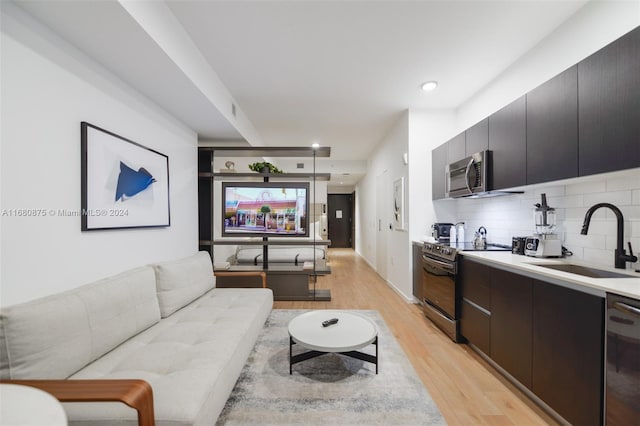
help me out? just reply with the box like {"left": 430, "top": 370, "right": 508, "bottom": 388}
{"left": 465, "top": 119, "right": 488, "bottom": 156}
{"left": 432, "top": 142, "right": 448, "bottom": 200}
{"left": 578, "top": 26, "right": 640, "bottom": 176}
{"left": 447, "top": 132, "right": 466, "bottom": 164}
{"left": 488, "top": 96, "right": 527, "bottom": 190}
{"left": 526, "top": 66, "right": 578, "bottom": 185}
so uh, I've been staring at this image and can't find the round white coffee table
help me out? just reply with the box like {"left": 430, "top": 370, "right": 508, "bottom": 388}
{"left": 288, "top": 310, "right": 379, "bottom": 374}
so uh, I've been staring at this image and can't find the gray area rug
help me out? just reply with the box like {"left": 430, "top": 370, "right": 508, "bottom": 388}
{"left": 217, "top": 309, "right": 446, "bottom": 425}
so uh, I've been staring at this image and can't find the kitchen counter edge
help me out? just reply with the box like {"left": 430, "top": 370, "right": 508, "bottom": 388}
{"left": 459, "top": 251, "right": 640, "bottom": 300}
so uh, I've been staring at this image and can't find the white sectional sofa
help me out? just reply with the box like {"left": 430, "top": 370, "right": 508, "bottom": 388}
{"left": 0, "top": 251, "right": 273, "bottom": 425}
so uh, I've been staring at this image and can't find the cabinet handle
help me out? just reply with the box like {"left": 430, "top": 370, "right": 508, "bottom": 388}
{"left": 464, "top": 157, "right": 475, "bottom": 194}
{"left": 613, "top": 301, "right": 640, "bottom": 318}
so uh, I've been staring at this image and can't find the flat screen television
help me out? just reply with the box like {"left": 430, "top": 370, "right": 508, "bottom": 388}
{"left": 222, "top": 182, "right": 310, "bottom": 237}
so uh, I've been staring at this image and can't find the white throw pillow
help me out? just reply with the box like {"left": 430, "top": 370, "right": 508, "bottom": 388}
{"left": 152, "top": 252, "right": 215, "bottom": 318}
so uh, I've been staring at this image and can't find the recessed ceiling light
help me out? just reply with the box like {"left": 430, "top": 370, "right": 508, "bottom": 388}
{"left": 421, "top": 81, "right": 438, "bottom": 92}
{"left": 311, "top": 143, "right": 320, "bottom": 149}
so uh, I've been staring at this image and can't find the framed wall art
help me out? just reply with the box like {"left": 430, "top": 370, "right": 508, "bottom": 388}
{"left": 81, "top": 122, "right": 170, "bottom": 231}
{"left": 393, "top": 177, "right": 405, "bottom": 231}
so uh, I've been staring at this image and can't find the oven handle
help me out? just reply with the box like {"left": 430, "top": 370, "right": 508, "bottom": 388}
{"left": 613, "top": 301, "right": 640, "bottom": 318}
{"left": 422, "top": 255, "right": 456, "bottom": 273}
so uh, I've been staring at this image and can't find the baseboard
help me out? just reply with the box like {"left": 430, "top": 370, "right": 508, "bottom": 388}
{"left": 354, "top": 249, "right": 415, "bottom": 304}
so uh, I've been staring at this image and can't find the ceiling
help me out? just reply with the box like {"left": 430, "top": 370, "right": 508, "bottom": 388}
{"left": 13, "top": 0, "right": 588, "bottom": 186}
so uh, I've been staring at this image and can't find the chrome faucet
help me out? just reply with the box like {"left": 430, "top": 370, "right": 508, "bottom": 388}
{"left": 581, "top": 203, "right": 637, "bottom": 269}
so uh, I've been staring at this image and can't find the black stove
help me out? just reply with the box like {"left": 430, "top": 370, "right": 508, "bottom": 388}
{"left": 422, "top": 241, "right": 511, "bottom": 261}
{"left": 449, "top": 242, "right": 512, "bottom": 252}
{"left": 419, "top": 240, "right": 511, "bottom": 343}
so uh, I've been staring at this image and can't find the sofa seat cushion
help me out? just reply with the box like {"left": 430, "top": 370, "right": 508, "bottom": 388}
{"left": 153, "top": 252, "right": 215, "bottom": 318}
{"left": 0, "top": 266, "right": 160, "bottom": 380}
{"left": 64, "top": 288, "right": 273, "bottom": 426}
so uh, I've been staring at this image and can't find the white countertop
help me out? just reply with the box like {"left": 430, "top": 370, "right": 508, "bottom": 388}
{"left": 459, "top": 251, "right": 640, "bottom": 300}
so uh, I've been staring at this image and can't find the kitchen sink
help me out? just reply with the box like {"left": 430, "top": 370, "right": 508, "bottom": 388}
{"left": 532, "top": 263, "right": 635, "bottom": 279}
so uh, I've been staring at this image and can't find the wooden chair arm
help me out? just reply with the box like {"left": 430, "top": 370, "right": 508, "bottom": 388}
{"left": 215, "top": 271, "right": 267, "bottom": 288}
{"left": 0, "top": 379, "right": 154, "bottom": 426}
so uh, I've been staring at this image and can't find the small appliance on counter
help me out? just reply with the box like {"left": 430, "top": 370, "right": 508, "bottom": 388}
{"left": 524, "top": 194, "right": 562, "bottom": 258}
{"left": 473, "top": 226, "right": 488, "bottom": 249}
{"left": 431, "top": 222, "right": 454, "bottom": 242}
{"left": 511, "top": 237, "right": 527, "bottom": 255}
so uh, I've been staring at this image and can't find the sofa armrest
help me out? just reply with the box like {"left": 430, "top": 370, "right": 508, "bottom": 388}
{"left": 215, "top": 271, "right": 267, "bottom": 288}
{"left": 0, "top": 379, "right": 154, "bottom": 426}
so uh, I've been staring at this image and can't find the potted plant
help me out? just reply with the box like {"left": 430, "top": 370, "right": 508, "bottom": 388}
{"left": 248, "top": 161, "right": 283, "bottom": 174}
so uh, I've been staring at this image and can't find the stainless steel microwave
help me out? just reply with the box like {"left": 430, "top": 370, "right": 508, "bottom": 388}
{"left": 445, "top": 150, "right": 489, "bottom": 198}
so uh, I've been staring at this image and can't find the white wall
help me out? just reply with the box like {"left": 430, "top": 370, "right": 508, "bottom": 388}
{"left": 407, "top": 109, "right": 456, "bottom": 242}
{"left": 356, "top": 111, "right": 412, "bottom": 300}
{"left": 1, "top": 3, "right": 198, "bottom": 306}
{"left": 456, "top": 0, "right": 640, "bottom": 133}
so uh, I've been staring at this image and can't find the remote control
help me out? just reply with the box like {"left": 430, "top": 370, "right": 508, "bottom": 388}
{"left": 322, "top": 318, "right": 339, "bottom": 327}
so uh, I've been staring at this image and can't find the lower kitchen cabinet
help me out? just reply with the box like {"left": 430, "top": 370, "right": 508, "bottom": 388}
{"left": 458, "top": 256, "right": 604, "bottom": 425}
{"left": 459, "top": 258, "right": 491, "bottom": 354}
{"left": 412, "top": 243, "right": 423, "bottom": 303}
{"left": 490, "top": 269, "right": 532, "bottom": 389}
{"left": 460, "top": 299, "right": 491, "bottom": 354}
{"left": 532, "top": 280, "right": 604, "bottom": 426}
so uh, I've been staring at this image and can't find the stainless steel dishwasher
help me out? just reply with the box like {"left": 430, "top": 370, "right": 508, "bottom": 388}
{"left": 606, "top": 293, "right": 640, "bottom": 425}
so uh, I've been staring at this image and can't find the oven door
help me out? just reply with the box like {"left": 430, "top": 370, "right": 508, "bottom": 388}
{"left": 421, "top": 254, "right": 457, "bottom": 319}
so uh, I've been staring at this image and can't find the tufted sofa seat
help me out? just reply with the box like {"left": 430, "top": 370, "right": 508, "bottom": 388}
{"left": 0, "top": 252, "right": 273, "bottom": 425}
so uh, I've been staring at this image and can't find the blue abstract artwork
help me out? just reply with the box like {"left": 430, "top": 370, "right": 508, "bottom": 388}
{"left": 115, "top": 161, "right": 156, "bottom": 202}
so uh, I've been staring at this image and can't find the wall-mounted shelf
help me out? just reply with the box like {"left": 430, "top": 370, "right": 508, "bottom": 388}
{"left": 198, "top": 172, "right": 331, "bottom": 181}
{"left": 199, "top": 146, "right": 331, "bottom": 158}
{"left": 206, "top": 239, "right": 331, "bottom": 246}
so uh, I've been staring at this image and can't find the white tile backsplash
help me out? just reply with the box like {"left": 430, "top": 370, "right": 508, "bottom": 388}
{"left": 583, "top": 190, "right": 633, "bottom": 207}
{"left": 565, "top": 180, "right": 606, "bottom": 195}
{"left": 446, "top": 168, "right": 640, "bottom": 270}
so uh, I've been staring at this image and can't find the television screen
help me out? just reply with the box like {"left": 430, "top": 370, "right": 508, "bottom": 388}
{"left": 222, "top": 182, "right": 309, "bottom": 237}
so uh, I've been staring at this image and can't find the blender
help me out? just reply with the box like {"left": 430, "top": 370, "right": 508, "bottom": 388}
{"left": 524, "top": 193, "right": 562, "bottom": 257}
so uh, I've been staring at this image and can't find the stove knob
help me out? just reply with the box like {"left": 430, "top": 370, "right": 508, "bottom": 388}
{"left": 442, "top": 248, "right": 451, "bottom": 255}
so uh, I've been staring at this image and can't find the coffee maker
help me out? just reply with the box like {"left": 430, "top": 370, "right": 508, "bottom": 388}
{"left": 525, "top": 194, "right": 562, "bottom": 257}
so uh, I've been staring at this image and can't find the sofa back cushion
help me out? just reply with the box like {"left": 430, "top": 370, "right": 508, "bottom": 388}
{"left": 0, "top": 266, "right": 160, "bottom": 379}
{"left": 152, "top": 251, "right": 215, "bottom": 318}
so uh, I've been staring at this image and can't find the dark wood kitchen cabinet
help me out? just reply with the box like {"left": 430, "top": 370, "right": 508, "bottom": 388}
{"left": 578, "top": 26, "right": 640, "bottom": 176}
{"left": 412, "top": 243, "right": 424, "bottom": 303}
{"left": 447, "top": 132, "right": 465, "bottom": 164}
{"left": 465, "top": 118, "right": 488, "bottom": 156}
{"left": 488, "top": 95, "right": 527, "bottom": 190}
{"left": 459, "top": 258, "right": 491, "bottom": 355}
{"left": 432, "top": 142, "right": 448, "bottom": 200}
{"left": 490, "top": 268, "right": 532, "bottom": 389}
{"left": 459, "top": 256, "right": 605, "bottom": 425}
{"left": 526, "top": 66, "right": 578, "bottom": 185}
{"left": 532, "top": 280, "right": 604, "bottom": 426}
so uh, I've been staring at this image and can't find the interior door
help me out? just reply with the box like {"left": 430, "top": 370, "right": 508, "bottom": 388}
{"left": 327, "top": 194, "right": 352, "bottom": 248}
{"left": 376, "top": 171, "right": 388, "bottom": 279}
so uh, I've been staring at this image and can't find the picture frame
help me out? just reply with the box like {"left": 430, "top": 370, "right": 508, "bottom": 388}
{"left": 393, "top": 177, "right": 405, "bottom": 231}
{"left": 81, "top": 122, "right": 170, "bottom": 231}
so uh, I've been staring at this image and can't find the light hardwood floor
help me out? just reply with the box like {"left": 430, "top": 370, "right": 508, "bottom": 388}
{"left": 274, "top": 248, "right": 559, "bottom": 426}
